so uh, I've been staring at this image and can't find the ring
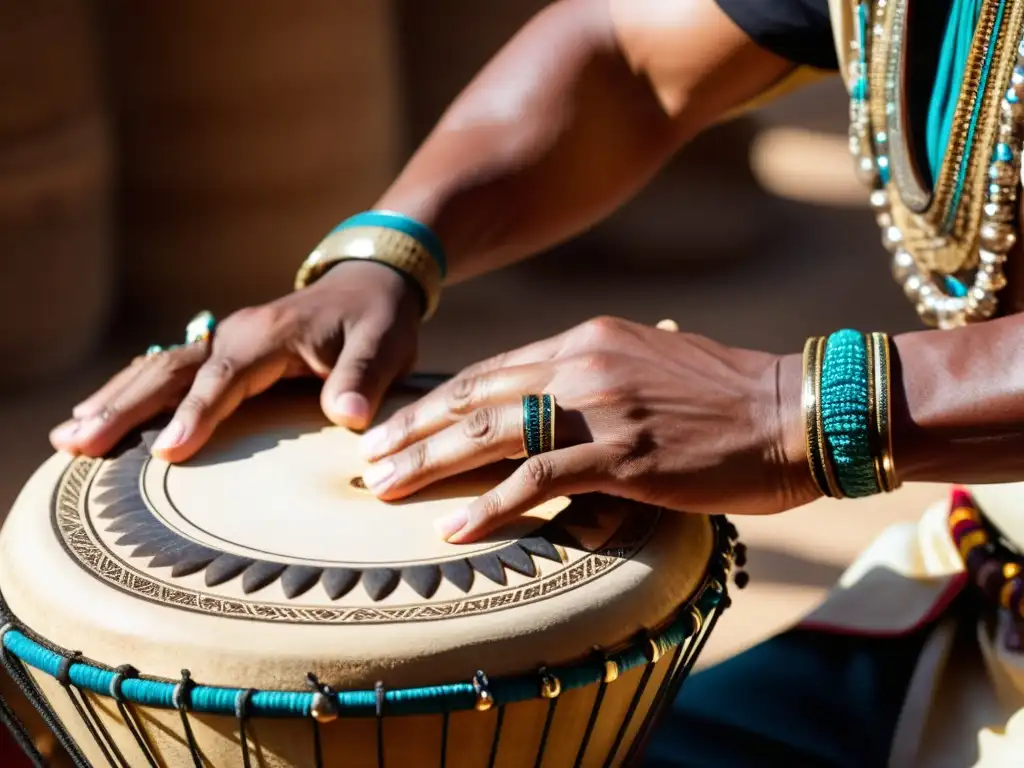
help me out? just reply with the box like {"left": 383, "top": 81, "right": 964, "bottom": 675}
{"left": 143, "top": 311, "right": 216, "bottom": 359}
{"left": 521, "top": 394, "right": 556, "bottom": 457}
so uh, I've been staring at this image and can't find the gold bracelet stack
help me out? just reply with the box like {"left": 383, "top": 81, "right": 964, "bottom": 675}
{"left": 294, "top": 212, "right": 445, "bottom": 321}
{"left": 802, "top": 337, "right": 843, "bottom": 499}
{"left": 866, "top": 332, "right": 899, "bottom": 493}
{"left": 801, "top": 330, "right": 900, "bottom": 499}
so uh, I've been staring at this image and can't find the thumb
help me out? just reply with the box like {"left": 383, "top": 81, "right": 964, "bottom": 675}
{"left": 433, "top": 445, "right": 607, "bottom": 544}
{"left": 321, "top": 324, "right": 410, "bottom": 430}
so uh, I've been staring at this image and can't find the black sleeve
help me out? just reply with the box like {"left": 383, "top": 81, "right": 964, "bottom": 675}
{"left": 713, "top": 0, "right": 838, "bottom": 71}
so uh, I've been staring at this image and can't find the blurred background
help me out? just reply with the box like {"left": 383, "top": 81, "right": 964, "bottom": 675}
{"left": 0, "top": 3, "right": 949, "bottom": 757}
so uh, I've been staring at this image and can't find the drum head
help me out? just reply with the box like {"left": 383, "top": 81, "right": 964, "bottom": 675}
{"left": 0, "top": 381, "right": 715, "bottom": 690}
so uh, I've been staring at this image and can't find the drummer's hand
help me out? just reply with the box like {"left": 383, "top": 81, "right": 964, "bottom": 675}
{"left": 49, "top": 261, "right": 421, "bottom": 461}
{"left": 360, "top": 316, "right": 817, "bottom": 543}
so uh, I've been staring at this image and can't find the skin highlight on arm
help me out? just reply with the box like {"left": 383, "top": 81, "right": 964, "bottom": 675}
{"left": 375, "top": 0, "right": 797, "bottom": 284}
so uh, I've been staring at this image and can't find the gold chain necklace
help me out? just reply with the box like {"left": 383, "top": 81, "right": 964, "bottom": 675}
{"left": 849, "top": 0, "right": 1024, "bottom": 328}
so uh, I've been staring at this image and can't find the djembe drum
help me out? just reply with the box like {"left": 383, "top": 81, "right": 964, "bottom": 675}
{"left": 0, "top": 378, "right": 737, "bottom": 767}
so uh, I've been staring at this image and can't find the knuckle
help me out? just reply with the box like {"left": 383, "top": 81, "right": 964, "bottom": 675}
{"left": 473, "top": 492, "right": 504, "bottom": 524}
{"left": 199, "top": 356, "right": 236, "bottom": 385}
{"left": 446, "top": 375, "right": 480, "bottom": 414}
{"left": 225, "top": 303, "right": 298, "bottom": 339}
{"left": 94, "top": 403, "right": 121, "bottom": 424}
{"left": 405, "top": 440, "right": 429, "bottom": 474}
{"left": 463, "top": 407, "right": 499, "bottom": 444}
{"left": 218, "top": 306, "right": 260, "bottom": 334}
{"left": 391, "top": 408, "right": 416, "bottom": 443}
{"left": 576, "top": 315, "right": 623, "bottom": 347}
{"left": 577, "top": 351, "right": 618, "bottom": 381}
{"left": 148, "top": 349, "right": 189, "bottom": 375}
{"left": 521, "top": 455, "right": 555, "bottom": 489}
{"left": 344, "top": 353, "right": 373, "bottom": 379}
{"left": 176, "top": 394, "right": 211, "bottom": 421}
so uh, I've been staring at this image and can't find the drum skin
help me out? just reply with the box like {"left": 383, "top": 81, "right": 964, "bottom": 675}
{"left": 0, "top": 385, "right": 723, "bottom": 767}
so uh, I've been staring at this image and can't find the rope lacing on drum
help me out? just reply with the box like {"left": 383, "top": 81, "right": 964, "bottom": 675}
{"left": 533, "top": 668, "right": 561, "bottom": 768}
{"left": 0, "top": 622, "right": 45, "bottom": 768}
{"left": 58, "top": 651, "right": 131, "bottom": 768}
{"left": 0, "top": 616, "right": 90, "bottom": 768}
{"left": 305, "top": 673, "right": 332, "bottom": 768}
{"left": 235, "top": 688, "right": 256, "bottom": 768}
{"left": 110, "top": 664, "right": 159, "bottom": 768}
{"left": 375, "top": 681, "right": 386, "bottom": 768}
{"left": 173, "top": 669, "right": 203, "bottom": 768}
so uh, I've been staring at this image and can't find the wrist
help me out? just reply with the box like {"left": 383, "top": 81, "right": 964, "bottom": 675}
{"left": 766, "top": 352, "right": 822, "bottom": 509}
{"left": 316, "top": 260, "right": 423, "bottom": 315}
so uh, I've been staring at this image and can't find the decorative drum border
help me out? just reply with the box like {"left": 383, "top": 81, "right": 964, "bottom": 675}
{"left": 53, "top": 452, "right": 661, "bottom": 625}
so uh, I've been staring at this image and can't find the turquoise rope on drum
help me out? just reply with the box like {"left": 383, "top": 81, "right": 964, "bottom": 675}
{"left": 0, "top": 529, "right": 729, "bottom": 720}
{"left": 332, "top": 211, "right": 447, "bottom": 278}
{"left": 820, "top": 330, "right": 881, "bottom": 498}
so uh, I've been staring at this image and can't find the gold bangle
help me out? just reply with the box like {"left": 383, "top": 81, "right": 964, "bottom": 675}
{"left": 864, "top": 333, "right": 888, "bottom": 493}
{"left": 802, "top": 337, "right": 830, "bottom": 497}
{"left": 871, "top": 332, "right": 900, "bottom": 491}
{"left": 814, "top": 336, "right": 845, "bottom": 499}
{"left": 294, "top": 226, "right": 443, "bottom": 320}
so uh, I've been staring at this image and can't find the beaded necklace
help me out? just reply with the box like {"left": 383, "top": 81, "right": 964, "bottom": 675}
{"left": 849, "top": 0, "right": 1024, "bottom": 328}
{"left": 949, "top": 491, "right": 1024, "bottom": 650}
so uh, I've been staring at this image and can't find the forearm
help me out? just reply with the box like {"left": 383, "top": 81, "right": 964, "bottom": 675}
{"left": 374, "top": 0, "right": 794, "bottom": 284}
{"left": 889, "top": 314, "right": 1024, "bottom": 484}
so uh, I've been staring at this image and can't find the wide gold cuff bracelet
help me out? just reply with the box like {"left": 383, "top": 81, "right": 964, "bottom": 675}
{"left": 294, "top": 226, "right": 443, "bottom": 320}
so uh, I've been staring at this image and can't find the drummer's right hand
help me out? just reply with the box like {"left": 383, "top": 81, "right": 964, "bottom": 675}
{"left": 49, "top": 261, "right": 421, "bottom": 461}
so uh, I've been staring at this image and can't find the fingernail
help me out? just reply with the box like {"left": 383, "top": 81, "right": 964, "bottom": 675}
{"left": 335, "top": 393, "right": 369, "bottom": 424}
{"left": 433, "top": 509, "right": 469, "bottom": 542}
{"left": 152, "top": 420, "right": 185, "bottom": 454}
{"left": 362, "top": 460, "right": 395, "bottom": 491}
{"left": 50, "top": 420, "right": 80, "bottom": 444}
{"left": 360, "top": 425, "right": 389, "bottom": 458}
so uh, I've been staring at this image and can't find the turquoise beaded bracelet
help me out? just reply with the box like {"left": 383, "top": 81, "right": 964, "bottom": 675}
{"left": 820, "top": 329, "right": 881, "bottom": 498}
{"left": 803, "top": 329, "right": 899, "bottom": 499}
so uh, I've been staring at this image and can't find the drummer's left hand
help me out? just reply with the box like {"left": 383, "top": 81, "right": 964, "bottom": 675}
{"left": 359, "top": 317, "right": 818, "bottom": 543}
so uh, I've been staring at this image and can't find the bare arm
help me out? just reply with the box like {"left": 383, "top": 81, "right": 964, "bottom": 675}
{"left": 375, "top": 0, "right": 795, "bottom": 283}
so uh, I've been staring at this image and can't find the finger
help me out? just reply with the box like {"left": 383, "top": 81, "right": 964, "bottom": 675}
{"left": 321, "top": 323, "right": 407, "bottom": 431}
{"left": 72, "top": 361, "right": 146, "bottom": 419}
{"left": 361, "top": 363, "right": 552, "bottom": 460}
{"left": 457, "top": 331, "right": 569, "bottom": 378}
{"left": 363, "top": 403, "right": 526, "bottom": 500}
{"left": 152, "top": 351, "right": 289, "bottom": 462}
{"left": 50, "top": 345, "right": 209, "bottom": 457}
{"left": 433, "top": 444, "right": 609, "bottom": 544}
